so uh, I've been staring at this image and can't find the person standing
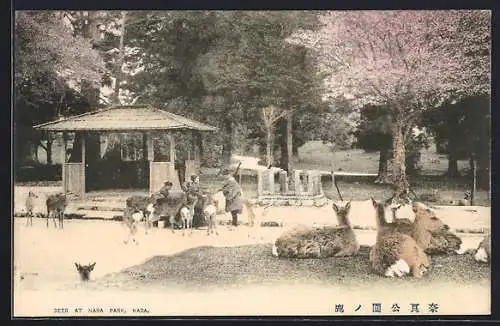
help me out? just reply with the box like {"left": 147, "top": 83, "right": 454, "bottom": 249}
{"left": 154, "top": 181, "right": 173, "bottom": 206}
{"left": 174, "top": 147, "right": 187, "bottom": 186}
{"left": 182, "top": 174, "right": 200, "bottom": 194}
{"left": 220, "top": 169, "right": 244, "bottom": 227}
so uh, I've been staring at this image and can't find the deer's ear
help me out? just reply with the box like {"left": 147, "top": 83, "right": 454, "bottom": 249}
{"left": 75, "top": 263, "right": 80, "bottom": 269}
{"left": 332, "top": 202, "right": 339, "bottom": 213}
{"left": 90, "top": 262, "right": 96, "bottom": 270}
{"left": 370, "top": 197, "right": 377, "bottom": 207}
{"left": 345, "top": 201, "right": 351, "bottom": 211}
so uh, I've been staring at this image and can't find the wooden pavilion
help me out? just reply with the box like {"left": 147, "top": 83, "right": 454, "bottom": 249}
{"left": 33, "top": 105, "right": 217, "bottom": 199}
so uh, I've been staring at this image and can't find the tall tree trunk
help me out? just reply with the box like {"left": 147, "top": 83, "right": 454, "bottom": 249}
{"left": 447, "top": 136, "right": 459, "bottom": 178}
{"left": 46, "top": 139, "right": 53, "bottom": 165}
{"left": 266, "top": 126, "right": 273, "bottom": 167}
{"left": 292, "top": 142, "right": 299, "bottom": 157}
{"left": 375, "top": 146, "right": 390, "bottom": 184}
{"left": 285, "top": 113, "right": 293, "bottom": 174}
{"left": 447, "top": 110, "right": 460, "bottom": 178}
{"left": 447, "top": 154, "right": 459, "bottom": 178}
{"left": 113, "top": 11, "right": 127, "bottom": 105}
{"left": 222, "top": 119, "right": 233, "bottom": 167}
{"left": 469, "top": 154, "right": 476, "bottom": 206}
{"left": 391, "top": 121, "right": 410, "bottom": 200}
{"left": 279, "top": 118, "right": 287, "bottom": 170}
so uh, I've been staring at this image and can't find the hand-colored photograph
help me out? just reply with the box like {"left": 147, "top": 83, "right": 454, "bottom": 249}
{"left": 12, "top": 9, "right": 491, "bottom": 317}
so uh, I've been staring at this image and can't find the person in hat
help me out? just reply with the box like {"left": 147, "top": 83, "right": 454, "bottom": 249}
{"left": 182, "top": 174, "right": 200, "bottom": 195}
{"left": 154, "top": 181, "right": 173, "bottom": 205}
{"left": 220, "top": 169, "right": 244, "bottom": 227}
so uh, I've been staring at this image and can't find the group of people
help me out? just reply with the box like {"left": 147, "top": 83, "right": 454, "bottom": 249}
{"left": 153, "top": 169, "right": 244, "bottom": 227}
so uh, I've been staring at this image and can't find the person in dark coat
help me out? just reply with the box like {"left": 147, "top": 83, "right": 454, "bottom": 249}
{"left": 220, "top": 169, "right": 244, "bottom": 227}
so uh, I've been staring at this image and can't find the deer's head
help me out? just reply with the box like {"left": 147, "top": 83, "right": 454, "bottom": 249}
{"left": 332, "top": 201, "right": 352, "bottom": 226}
{"left": 75, "top": 262, "right": 96, "bottom": 281}
{"left": 412, "top": 202, "right": 449, "bottom": 234}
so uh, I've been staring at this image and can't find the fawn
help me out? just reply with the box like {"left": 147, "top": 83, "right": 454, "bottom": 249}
{"left": 202, "top": 194, "right": 219, "bottom": 236}
{"left": 75, "top": 262, "right": 96, "bottom": 281}
{"left": 25, "top": 191, "right": 38, "bottom": 226}
{"left": 122, "top": 207, "right": 144, "bottom": 245}
{"left": 272, "top": 201, "right": 359, "bottom": 258}
{"left": 180, "top": 193, "right": 199, "bottom": 236}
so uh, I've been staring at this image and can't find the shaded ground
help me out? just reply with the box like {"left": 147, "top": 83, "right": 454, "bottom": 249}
{"left": 13, "top": 218, "right": 490, "bottom": 316}
{"left": 90, "top": 244, "right": 490, "bottom": 292}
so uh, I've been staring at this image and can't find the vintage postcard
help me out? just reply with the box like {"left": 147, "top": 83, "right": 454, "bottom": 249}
{"left": 12, "top": 10, "right": 491, "bottom": 317}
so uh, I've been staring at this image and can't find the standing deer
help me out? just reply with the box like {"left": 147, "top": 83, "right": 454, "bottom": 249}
{"left": 180, "top": 193, "right": 199, "bottom": 236}
{"left": 46, "top": 193, "right": 69, "bottom": 229}
{"left": 25, "top": 191, "right": 38, "bottom": 226}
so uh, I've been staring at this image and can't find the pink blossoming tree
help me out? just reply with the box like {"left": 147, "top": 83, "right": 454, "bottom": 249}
{"left": 290, "top": 10, "right": 491, "bottom": 201}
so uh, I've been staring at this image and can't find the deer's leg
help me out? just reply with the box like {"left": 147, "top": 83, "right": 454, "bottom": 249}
{"left": 144, "top": 214, "right": 149, "bottom": 235}
{"left": 46, "top": 210, "right": 50, "bottom": 228}
{"left": 53, "top": 210, "right": 58, "bottom": 228}
{"left": 60, "top": 212, "right": 64, "bottom": 229}
{"left": 169, "top": 215, "right": 175, "bottom": 234}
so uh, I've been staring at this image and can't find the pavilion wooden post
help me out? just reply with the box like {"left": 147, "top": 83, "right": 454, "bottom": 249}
{"left": 193, "top": 130, "right": 202, "bottom": 174}
{"left": 146, "top": 132, "right": 154, "bottom": 194}
{"left": 61, "top": 132, "right": 67, "bottom": 194}
{"left": 166, "top": 133, "right": 179, "bottom": 189}
{"left": 81, "top": 132, "right": 86, "bottom": 199}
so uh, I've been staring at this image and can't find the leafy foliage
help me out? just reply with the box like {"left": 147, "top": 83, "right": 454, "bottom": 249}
{"left": 15, "top": 11, "right": 106, "bottom": 162}
{"left": 122, "top": 11, "right": 325, "bottom": 167}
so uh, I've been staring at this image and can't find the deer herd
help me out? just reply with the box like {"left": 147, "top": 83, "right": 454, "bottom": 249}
{"left": 272, "top": 196, "right": 491, "bottom": 279}
{"left": 20, "top": 187, "right": 491, "bottom": 282}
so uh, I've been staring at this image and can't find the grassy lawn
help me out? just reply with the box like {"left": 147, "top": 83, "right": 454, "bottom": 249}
{"left": 295, "top": 141, "right": 470, "bottom": 175}
{"left": 91, "top": 244, "right": 489, "bottom": 292}
{"left": 15, "top": 141, "right": 490, "bottom": 207}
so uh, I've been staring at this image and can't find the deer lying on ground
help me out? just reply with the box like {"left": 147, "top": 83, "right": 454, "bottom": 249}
{"left": 474, "top": 234, "right": 491, "bottom": 263}
{"left": 25, "top": 191, "right": 38, "bottom": 226}
{"left": 384, "top": 200, "right": 462, "bottom": 255}
{"left": 75, "top": 262, "right": 96, "bottom": 281}
{"left": 272, "top": 201, "right": 359, "bottom": 258}
{"left": 369, "top": 199, "right": 430, "bottom": 278}
{"left": 46, "top": 192, "right": 70, "bottom": 229}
